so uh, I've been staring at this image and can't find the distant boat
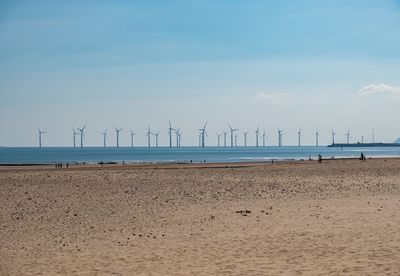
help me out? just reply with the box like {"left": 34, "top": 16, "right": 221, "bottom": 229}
{"left": 328, "top": 142, "right": 400, "bottom": 148}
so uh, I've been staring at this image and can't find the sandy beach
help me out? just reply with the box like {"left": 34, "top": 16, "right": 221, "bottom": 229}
{"left": 1, "top": 158, "right": 400, "bottom": 275}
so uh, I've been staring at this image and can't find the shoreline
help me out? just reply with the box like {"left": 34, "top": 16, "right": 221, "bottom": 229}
{"left": 0, "top": 155, "right": 398, "bottom": 170}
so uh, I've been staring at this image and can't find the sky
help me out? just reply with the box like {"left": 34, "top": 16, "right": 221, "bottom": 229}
{"left": 1, "top": 0, "right": 400, "bottom": 147}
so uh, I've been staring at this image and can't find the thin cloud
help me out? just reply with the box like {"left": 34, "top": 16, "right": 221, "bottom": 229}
{"left": 254, "top": 92, "right": 288, "bottom": 103}
{"left": 358, "top": 84, "right": 400, "bottom": 96}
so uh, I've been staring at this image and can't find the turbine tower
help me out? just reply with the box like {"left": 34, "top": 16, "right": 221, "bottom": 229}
{"left": 234, "top": 134, "right": 238, "bottom": 147}
{"left": 154, "top": 131, "right": 160, "bottom": 147}
{"left": 102, "top": 129, "right": 107, "bottom": 148}
{"left": 146, "top": 126, "right": 152, "bottom": 148}
{"left": 37, "top": 127, "right": 46, "bottom": 148}
{"left": 297, "top": 129, "right": 301, "bottom": 147}
{"left": 217, "top": 133, "right": 222, "bottom": 147}
{"left": 168, "top": 120, "right": 176, "bottom": 148}
{"left": 278, "top": 128, "right": 284, "bottom": 147}
{"left": 331, "top": 130, "right": 337, "bottom": 145}
{"left": 198, "top": 133, "right": 202, "bottom": 147}
{"left": 262, "top": 130, "right": 266, "bottom": 147}
{"left": 115, "top": 127, "right": 123, "bottom": 148}
{"left": 130, "top": 130, "right": 136, "bottom": 147}
{"left": 345, "top": 129, "right": 351, "bottom": 144}
{"left": 243, "top": 131, "right": 248, "bottom": 147}
{"left": 228, "top": 123, "right": 239, "bottom": 147}
{"left": 255, "top": 126, "right": 260, "bottom": 147}
{"left": 175, "top": 128, "right": 180, "bottom": 147}
{"left": 177, "top": 130, "right": 182, "bottom": 147}
{"left": 223, "top": 131, "right": 228, "bottom": 147}
{"left": 77, "top": 125, "right": 87, "bottom": 148}
{"left": 198, "top": 122, "right": 208, "bottom": 148}
{"left": 73, "top": 127, "right": 79, "bottom": 148}
{"left": 315, "top": 129, "right": 319, "bottom": 147}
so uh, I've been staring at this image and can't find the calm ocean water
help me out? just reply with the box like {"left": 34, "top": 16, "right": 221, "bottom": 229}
{"left": 1, "top": 146, "right": 400, "bottom": 164}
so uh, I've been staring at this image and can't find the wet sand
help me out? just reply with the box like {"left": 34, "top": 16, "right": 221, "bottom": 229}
{"left": 1, "top": 158, "right": 400, "bottom": 275}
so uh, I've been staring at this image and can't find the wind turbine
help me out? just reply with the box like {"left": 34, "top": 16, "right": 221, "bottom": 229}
{"left": 345, "top": 129, "right": 351, "bottom": 144}
{"left": 72, "top": 127, "right": 79, "bottom": 148}
{"left": 114, "top": 127, "right": 123, "bottom": 148}
{"left": 146, "top": 126, "right": 152, "bottom": 148}
{"left": 262, "top": 130, "right": 266, "bottom": 147}
{"left": 331, "top": 130, "right": 337, "bottom": 145}
{"left": 243, "top": 131, "right": 248, "bottom": 147}
{"left": 168, "top": 120, "right": 176, "bottom": 148}
{"left": 228, "top": 123, "right": 239, "bottom": 147}
{"left": 130, "top": 130, "right": 136, "bottom": 147}
{"left": 154, "top": 131, "right": 160, "bottom": 147}
{"left": 234, "top": 134, "right": 238, "bottom": 147}
{"left": 175, "top": 128, "right": 180, "bottom": 147}
{"left": 223, "top": 131, "right": 228, "bottom": 147}
{"left": 217, "top": 133, "right": 222, "bottom": 147}
{"left": 37, "top": 127, "right": 46, "bottom": 148}
{"left": 177, "top": 129, "right": 182, "bottom": 147}
{"left": 77, "top": 125, "right": 87, "bottom": 148}
{"left": 198, "top": 122, "right": 208, "bottom": 148}
{"left": 102, "top": 129, "right": 107, "bottom": 148}
{"left": 297, "top": 129, "right": 301, "bottom": 147}
{"left": 278, "top": 128, "right": 284, "bottom": 147}
{"left": 315, "top": 129, "right": 319, "bottom": 147}
{"left": 255, "top": 126, "right": 260, "bottom": 147}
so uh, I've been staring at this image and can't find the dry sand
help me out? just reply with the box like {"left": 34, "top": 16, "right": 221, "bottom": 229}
{"left": 1, "top": 159, "right": 400, "bottom": 275}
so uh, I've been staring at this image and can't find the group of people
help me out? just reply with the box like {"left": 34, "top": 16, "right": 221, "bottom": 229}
{"left": 312, "top": 152, "right": 367, "bottom": 163}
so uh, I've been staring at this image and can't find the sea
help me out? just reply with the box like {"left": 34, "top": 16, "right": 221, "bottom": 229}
{"left": 1, "top": 146, "right": 400, "bottom": 165}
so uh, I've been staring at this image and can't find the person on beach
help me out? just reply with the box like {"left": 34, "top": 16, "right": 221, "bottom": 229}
{"left": 318, "top": 154, "right": 322, "bottom": 163}
{"left": 360, "top": 152, "right": 366, "bottom": 162}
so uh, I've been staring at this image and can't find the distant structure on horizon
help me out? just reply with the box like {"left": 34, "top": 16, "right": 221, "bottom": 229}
{"left": 228, "top": 123, "right": 239, "bottom": 147}
{"left": 262, "top": 130, "right": 266, "bottom": 147}
{"left": 255, "top": 126, "right": 259, "bottom": 147}
{"left": 168, "top": 120, "right": 176, "bottom": 148}
{"left": 217, "top": 133, "right": 222, "bottom": 147}
{"left": 198, "top": 122, "right": 207, "bottom": 148}
{"left": 115, "top": 127, "right": 123, "bottom": 148}
{"left": 146, "top": 126, "right": 152, "bottom": 148}
{"left": 77, "top": 125, "right": 87, "bottom": 148}
{"left": 345, "top": 129, "right": 351, "bottom": 144}
{"left": 37, "top": 127, "right": 46, "bottom": 148}
{"left": 297, "top": 129, "right": 301, "bottom": 147}
{"left": 223, "top": 131, "right": 228, "bottom": 147}
{"left": 73, "top": 128, "right": 79, "bottom": 148}
{"left": 278, "top": 128, "right": 284, "bottom": 147}
{"left": 102, "top": 129, "right": 107, "bottom": 148}
{"left": 331, "top": 130, "right": 337, "bottom": 145}
{"left": 130, "top": 130, "right": 136, "bottom": 147}
{"left": 243, "top": 131, "right": 248, "bottom": 147}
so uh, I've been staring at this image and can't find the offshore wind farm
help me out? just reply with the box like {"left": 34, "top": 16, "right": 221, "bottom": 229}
{"left": 33, "top": 122, "right": 400, "bottom": 148}
{"left": 1, "top": 122, "right": 400, "bottom": 165}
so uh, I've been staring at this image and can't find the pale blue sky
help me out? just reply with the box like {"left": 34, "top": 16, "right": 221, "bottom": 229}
{"left": 1, "top": 0, "right": 400, "bottom": 146}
